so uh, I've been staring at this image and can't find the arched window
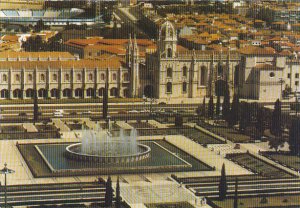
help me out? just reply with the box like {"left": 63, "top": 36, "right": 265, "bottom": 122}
{"left": 88, "top": 73, "right": 93, "bottom": 81}
{"left": 110, "top": 88, "right": 118, "bottom": 97}
{"left": 65, "top": 74, "right": 70, "bottom": 81}
{"left": 26, "top": 89, "right": 34, "bottom": 98}
{"left": 2, "top": 74, "right": 7, "bottom": 82}
{"left": 167, "top": 68, "right": 172, "bottom": 78}
{"left": 100, "top": 73, "right": 105, "bottom": 81}
{"left": 166, "top": 82, "right": 172, "bottom": 93}
{"left": 167, "top": 48, "right": 172, "bottom": 58}
{"left": 15, "top": 74, "right": 20, "bottom": 82}
{"left": 50, "top": 88, "right": 59, "bottom": 98}
{"left": 13, "top": 89, "right": 21, "bottom": 98}
{"left": 77, "top": 73, "right": 81, "bottom": 81}
{"left": 99, "top": 88, "right": 105, "bottom": 97}
{"left": 86, "top": 88, "right": 95, "bottom": 97}
{"left": 1, "top": 89, "right": 8, "bottom": 98}
{"left": 183, "top": 66, "right": 187, "bottom": 77}
{"left": 182, "top": 82, "right": 187, "bottom": 93}
{"left": 123, "top": 73, "right": 129, "bottom": 81}
{"left": 75, "top": 88, "right": 83, "bottom": 97}
{"left": 28, "top": 74, "right": 33, "bottom": 81}
{"left": 53, "top": 74, "right": 57, "bottom": 81}
{"left": 40, "top": 74, "right": 45, "bottom": 82}
{"left": 112, "top": 73, "right": 117, "bottom": 81}
{"left": 38, "top": 88, "right": 47, "bottom": 98}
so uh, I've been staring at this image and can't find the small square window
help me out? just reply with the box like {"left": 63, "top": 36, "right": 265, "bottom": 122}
{"left": 296, "top": 81, "right": 299, "bottom": 86}
{"left": 296, "top": 73, "right": 299, "bottom": 78}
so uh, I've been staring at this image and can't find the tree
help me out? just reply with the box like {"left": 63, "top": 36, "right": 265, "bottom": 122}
{"left": 202, "top": 97, "right": 206, "bottom": 118}
{"left": 233, "top": 178, "right": 238, "bottom": 208}
{"left": 34, "top": 19, "right": 49, "bottom": 32}
{"left": 103, "top": 81, "right": 108, "bottom": 119}
{"left": 222, "top": 83, "right": 230, "bottom": 121}
{"left": 216, "top": 95, "right": 221, "bottom": 116}
{"left": 22, "top": 35, "right": 45, "bottom": 52}
{"left": 175, "top": 114, "right": 183, "bottom": 127}
{"left": 289, "top": 119, "right": 300, "bottom": 155}
{"left": 115, "top": 176, "right": 121, "bottom": 208}
{"left": 229, "top": 93, "right": 239, "bottom": 127}
{"left": 270, "top": 99, "right": 282, "bottom": 137}
{"left": 219, "top": 163, "right": 227, "bottom": 201}
{"left": 33, "top": 89, "right": 38, "bottom": 122}
{"left": 269, "top": 136, "right": 285, "bottom": 152}
{"left": 105, "top": 176, "right": 113, "bottom": 207}
{"left": 208, "top": 96, "right": 214, "bottom": 118}
{"left": 239, "top": 102, "right": 250, "bottom": 133}
{"left": 255, "top": 108, "right": 265, "bottom": 139}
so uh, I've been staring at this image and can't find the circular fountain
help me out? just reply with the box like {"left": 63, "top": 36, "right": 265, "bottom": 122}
{"left": 65, "top": 127, "right": 151, "bottom": 164}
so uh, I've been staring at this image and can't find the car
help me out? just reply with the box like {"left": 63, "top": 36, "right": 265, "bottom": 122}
{"left": 53, "top": 112, "right": 63, "bottom": 117}
{"left": 118, "top": 110, "right": 128, "bottom": 114}
{"left": 19, "top": 112, "right": 27, "bottom": 116}
{"left": 128, "top": 110, "right": 139, "bottom": 113}
{"left": 82, "top": 111, "right": 92, "bottom": 115}
{"left": 158, "top": 102, "right": 167, "bottom": 106}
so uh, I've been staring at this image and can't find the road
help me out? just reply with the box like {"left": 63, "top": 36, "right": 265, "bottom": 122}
{"left": 0, "top": 103, "right": 200, "bottom": 121}
{"left": 114, "top": 7, "right": 149, "bottom": 38}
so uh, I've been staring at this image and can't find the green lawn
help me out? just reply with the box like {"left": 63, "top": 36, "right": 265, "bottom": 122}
{"left": 198, "top": 121, "right": 253, "bottom": 143}
{"left": 137, "top": 128, "right": 224, "bottom": 145}
{"left": 262, "top": 152, "right": 300, "bottom": 171}
{"left": 145, "top": 202, "right": 195, "bottom": 208}
{"left": 213, "top": 195, "right": 300, "bottom": 208}
{"left": 226, "top": 153, "right": 293, "bottom": 178}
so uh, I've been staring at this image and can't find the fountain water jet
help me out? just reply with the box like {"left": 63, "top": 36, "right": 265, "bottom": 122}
{"left": 65, "top": 126, "right": 151, "bottom": 164}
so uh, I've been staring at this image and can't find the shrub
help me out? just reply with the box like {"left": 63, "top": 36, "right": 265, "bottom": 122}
{"left": 260, "top": 197, "right": 268, "bottom": 204}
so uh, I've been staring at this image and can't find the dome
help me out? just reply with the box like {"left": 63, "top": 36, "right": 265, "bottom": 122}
{"left": 159, "top": 21, "right": 177, "bottom": 41}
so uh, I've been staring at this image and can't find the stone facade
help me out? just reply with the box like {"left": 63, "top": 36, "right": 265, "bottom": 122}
{"left": 142, "top": 21, "right": 240, "bottom": 99}
{"left": 0, "top": 56, "right": 130, "bottom": 99}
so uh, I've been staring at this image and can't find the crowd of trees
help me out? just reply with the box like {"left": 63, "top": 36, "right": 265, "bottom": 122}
{"left": 22, "top": 32, "right": 63, "bottom": 52}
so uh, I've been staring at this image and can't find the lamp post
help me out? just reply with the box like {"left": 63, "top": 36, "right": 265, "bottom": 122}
{"left": 0, "top": 163, "right": 15, "bottom": 208}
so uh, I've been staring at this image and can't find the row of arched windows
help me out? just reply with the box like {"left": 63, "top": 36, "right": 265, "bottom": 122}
{"left": 166, "top": 66, "right": 188, "bottom": 78}
{"left": 2, "top": 72, "right": 129, "bottom": 83}
{"left": 3, "top": 87, "right": 122, "bottom": 99}
{"left": 166, "top": 82, "right": 187, "bottom": 94}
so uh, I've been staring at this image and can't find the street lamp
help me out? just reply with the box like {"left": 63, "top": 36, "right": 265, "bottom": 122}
{"left": 0, "top": 163, "right": 15, "bottom": 208}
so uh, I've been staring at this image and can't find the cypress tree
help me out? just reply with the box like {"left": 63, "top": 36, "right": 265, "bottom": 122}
{"left": 289, "top": 119, "right": 300, "bottom": 155}
{"left": 116, "top": 176, "right": 121, "bottom": 208}
{"left": 216, "top": 95, "right": 221, "bottom": 116}
{"left": 239, "top": 102, "right": 250, "bottom": 133}
{"left": 255, "top": 108, "right": 265, "bottom": 139}
{"left": 270, "top": 99, "right": 282, "bottom": 137}
{"left": 208, "top": 96, "right": 214, "bottom": 118}
{"left": 103, "top": 72, "right": 109, "bottom": 119}
{"left": 219, "top": 163, "right": 227, "bottom": 201}
{"left": 229, "top": 93, "right": 239, "bottom": 127}
{"left": 222, "top": 83, "right": 230, "bottom": 121}
{"left": 105, "top": 176, "right": 113, "bottom": 207}
{"left": 33, "top": 89, "right": 38, "bottom": 122}
{"left": 233, "top": 177, "right": 238, "bottom": 208}
{"left": 202, "top": 97, "right": 206, "bottom": 118}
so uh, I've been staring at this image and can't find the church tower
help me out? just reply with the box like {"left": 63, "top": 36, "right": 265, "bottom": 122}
{"left": 158, "top": 21, "right": 177, "bottom": 59}
{"left": 128, "top": 34, "right": 140, "bottom": 97}
{"left": 126, "top": 34, "right": 133, "bottom": 67}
